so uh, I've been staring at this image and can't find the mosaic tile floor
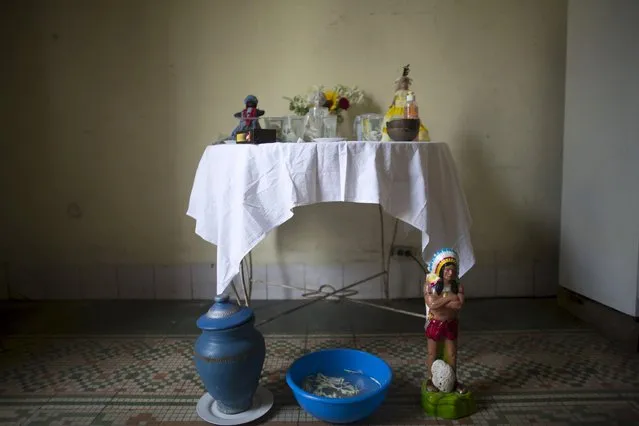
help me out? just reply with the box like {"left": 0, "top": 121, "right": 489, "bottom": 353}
{"left": 1, "top": 330, "right": 639, "bottom": 425}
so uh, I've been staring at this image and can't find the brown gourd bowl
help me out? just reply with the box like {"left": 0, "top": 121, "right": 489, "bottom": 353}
{"left": 386, "top": 118, "right": 420, "bottom": 141}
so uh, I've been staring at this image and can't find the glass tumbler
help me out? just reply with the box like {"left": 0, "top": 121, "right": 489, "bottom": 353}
{"left": 262, "top": 117, "right": 285, "bottom": 141}
{"left": 283, "top": 116, "right": 305, "bottom": 142}
{"left": 361, "top": 114, "right": 384, "bottom": 141}
{"left": 322, "top": 115, "right": 338, "bottom": 138}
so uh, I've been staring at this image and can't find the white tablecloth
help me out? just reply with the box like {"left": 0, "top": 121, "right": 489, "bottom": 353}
{"left": 187, "top": 141, "right": 474, "bottom": 295}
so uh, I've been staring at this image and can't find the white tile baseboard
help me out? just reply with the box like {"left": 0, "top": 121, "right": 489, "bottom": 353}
{"left": 2, "top": 259, "right": 554, "bottom": 300}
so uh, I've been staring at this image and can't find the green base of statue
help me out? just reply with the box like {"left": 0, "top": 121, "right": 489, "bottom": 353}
{"left": 420, "top": 381, "right": 477, "bottom": 419}
{"left": 420, "top": 335, "right": 476, "bottom": 419}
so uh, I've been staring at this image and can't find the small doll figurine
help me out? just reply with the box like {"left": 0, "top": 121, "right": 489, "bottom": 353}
{"left": 423, "top": 248, "right": 466, "bottom": 394}
{"left": 231, "top": 95, "right": 265, "bottom": 138}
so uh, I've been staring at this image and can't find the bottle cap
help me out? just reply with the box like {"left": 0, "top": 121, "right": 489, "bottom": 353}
{"left": 407, "top": 94, "right": 415, "bottom": 102}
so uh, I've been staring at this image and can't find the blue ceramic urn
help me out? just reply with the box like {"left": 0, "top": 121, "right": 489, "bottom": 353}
{"left": 194, "top": 294, "right": 266, "bottom": 414}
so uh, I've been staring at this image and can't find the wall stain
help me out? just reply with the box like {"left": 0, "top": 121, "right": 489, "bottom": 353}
{"left": 67, "top": 203, "right": 82, "bottom": 219}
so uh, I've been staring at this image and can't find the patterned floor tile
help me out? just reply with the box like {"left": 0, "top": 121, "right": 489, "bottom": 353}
{"left": 116, "top": 358, "right": 193, "bottom": 395}
{"left": 0, "top": 406, "right": 42, "bottom": 425}
{"left": 90, "top": 409, "right": 166, "bottom": 425}
{"left": 305, "top": 336, "right": 356, "bottom": 352}
{"left": 490, "top": 400, "right": 639, "bottom": 425}
{"left": 90, "top": 397, "right": 176, "bottom": 425}
{"left": 99, "top": 338, "right": 169, "bottom": 364}
{"left": 267, "top": 405, "right": 300, "bottom": 423}
{"left": 176, "top": 376, "right": 205, "bottom": 396}
{"left": 260, "top": 359, "right": 295, "bottom": 405}
{"left": 25, "top": 405, "right": 105, "bottom": 425}
{"left": 4, "top": 337, "right": 114, "bottom": 367}
{"left": 3, "top": 361, "right": 121, "bottom": 395}
{"left": 161, "top": 397, "right": 201, "bottom": 423}
{"left": 266, "top": 336, "right": 306, "bottom": 360}
{"left": 0, "top": 331, "right": 638, "bottom": 424}
{"left": 355, "top": 333, "right": 420, "bottom": 360}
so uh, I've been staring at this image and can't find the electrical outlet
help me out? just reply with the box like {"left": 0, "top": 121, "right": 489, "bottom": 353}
{"left": 390, "top": 245, "right": 420, "bottom": 257}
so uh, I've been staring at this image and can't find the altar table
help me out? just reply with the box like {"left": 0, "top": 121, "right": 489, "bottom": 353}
{"left": 187, "top": 141, "right": 475, "bottom": 300}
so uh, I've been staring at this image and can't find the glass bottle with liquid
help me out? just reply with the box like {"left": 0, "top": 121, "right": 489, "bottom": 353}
{"left": 404, "top": 93, "right": 419, "bottom": 119}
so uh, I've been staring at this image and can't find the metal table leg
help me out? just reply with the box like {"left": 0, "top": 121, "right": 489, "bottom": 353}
{"left": 378, "top": 205, "right": 399, "bottom": 303}
{"left": 233, "top": 208, "right": 414, "bottom": 320}
{"left": 255, "top": 271, "right": 388, "bottom": 327}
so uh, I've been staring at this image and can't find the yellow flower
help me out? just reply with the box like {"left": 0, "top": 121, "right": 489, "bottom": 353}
{"left": 323, "top": 90, "right": 339, "bottom": 111}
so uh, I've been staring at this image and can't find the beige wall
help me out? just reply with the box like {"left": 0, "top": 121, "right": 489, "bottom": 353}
{"left": 0, "top": 0, "right": 567, "bottom": 299}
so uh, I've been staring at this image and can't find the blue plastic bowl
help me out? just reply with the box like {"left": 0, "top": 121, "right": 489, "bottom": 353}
{"left": 286, "top": 348, "right": 392, "bottom": 424}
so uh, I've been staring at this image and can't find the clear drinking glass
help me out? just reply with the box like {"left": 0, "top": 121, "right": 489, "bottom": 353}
{"left": 304, "top": 106, "right": 329, "bottom": 141}
{"left": 362, "top": 114, "right": 384, "bottom": 141}
{"left": 353, "top": 115, "right": 363, "bottom": 141}
{"left": 322, "top": 115, "right": 338, "bottom": 138}
{"left": 262, "top": 117, "right": 285, "bottom": 141}
{"left": 353, "top": 114, "right": 384, "bottom": 141}
{"left": 283, "top": 116, "right": 305, "bottom": 142}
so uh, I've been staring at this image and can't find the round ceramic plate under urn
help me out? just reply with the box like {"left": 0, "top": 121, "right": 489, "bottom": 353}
{"left": 196, "top": 386, "right": 274, "bottom": 425}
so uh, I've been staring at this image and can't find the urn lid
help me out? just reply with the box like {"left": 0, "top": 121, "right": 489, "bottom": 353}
{"left": 196, "top": 294, "right": 254, "bottom": 331}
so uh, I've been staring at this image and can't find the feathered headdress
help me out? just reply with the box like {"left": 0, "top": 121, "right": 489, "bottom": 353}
{"left": 425, "top": 248, "right": 459, "bottom": 289}
{"left": 428, "top": 248, "right": 459, "bottom": 276}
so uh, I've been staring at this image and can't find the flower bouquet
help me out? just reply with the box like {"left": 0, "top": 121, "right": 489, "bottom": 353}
{"left": 284, "top": 85, "right": 365, "bottom": 123}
